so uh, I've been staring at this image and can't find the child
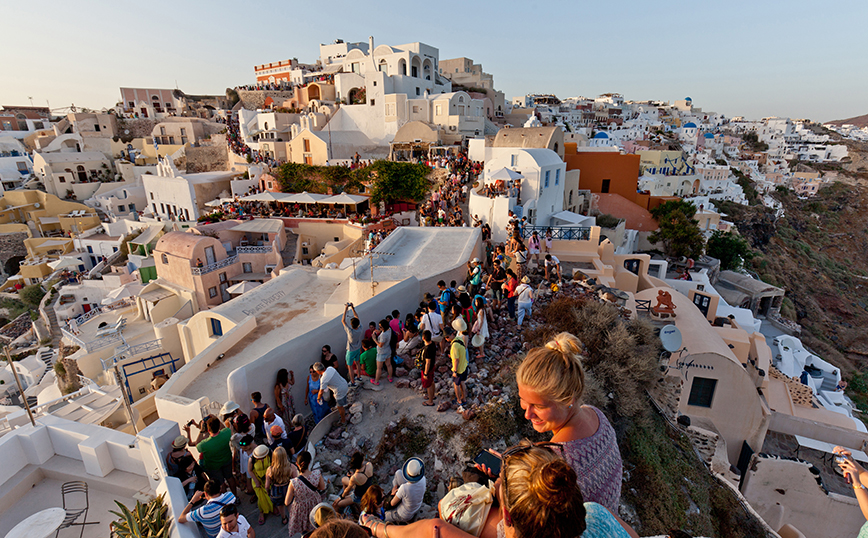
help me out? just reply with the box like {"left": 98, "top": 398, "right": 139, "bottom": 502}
{"left": 358, "top": 484, "right": 385, "bottom": 524}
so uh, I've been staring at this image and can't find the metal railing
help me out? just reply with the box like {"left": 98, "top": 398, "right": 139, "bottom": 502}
{"left": 520, "top": 226, "right": 592, "bottom": 241}
{"left": 191, "top": 255, "right": 238, "bottom": 275}
{"left": 71, "top": 307, "right": 104, "bottom": 328}
{"left": 87, "top": 332, "right": 126, "bottom": 353}
{"left": 237, "top": 245, "right": 273, "bottom": 254}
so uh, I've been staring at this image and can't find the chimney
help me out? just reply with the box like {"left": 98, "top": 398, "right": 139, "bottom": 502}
{"left": 368, "top": 36, "right": 374, "bottom": 54}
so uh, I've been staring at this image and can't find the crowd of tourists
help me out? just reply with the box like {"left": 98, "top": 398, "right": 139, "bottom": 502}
{"left": 172, "top": 270, "right": 643, "bottom": 538}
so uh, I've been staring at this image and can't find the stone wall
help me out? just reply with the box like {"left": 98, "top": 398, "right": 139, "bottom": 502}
{"left": 769, "top": 365, "right": 816, "bottom": 407}
{"left": 0, "top": 233, "right": 28, "bottom": 268}
{"left": 185, "top": 134, "right": 229, "bottom": 173}
{"left": 117, "top": 118, "right": 158, "bottom": 143}
{"left": 237, "top": 90, "right": 296, "bottom": 111}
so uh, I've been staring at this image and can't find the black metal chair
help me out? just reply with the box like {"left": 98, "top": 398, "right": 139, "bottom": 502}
{"left": 56, "top": 481, "right": 98, "bottom": 538}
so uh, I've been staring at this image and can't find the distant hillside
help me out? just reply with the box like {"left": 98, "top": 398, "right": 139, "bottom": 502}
{"left": 825, "top": 113, "right": 868, "bottom": 129}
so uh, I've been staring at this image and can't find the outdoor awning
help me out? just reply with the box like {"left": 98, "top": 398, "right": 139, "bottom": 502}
{"left": 319, "top": 193, "right": 369, "bottom": 205}
{"left": 39, "top": 239, "right": 70, "bottom": 248}
{"left": 38, "top": 216, "right": 60, "bottom": 225}
{"left": 281, "top": 192, "right": 329, "bottom": 204}
{"left": 139, "top": 288, "right": 175, "bottom": 303}
{"left": 230, "top": 219, "right": 285, "bottom": 234}
{"left": 240, "top": 192, "right": 291, "bottom": 203}
{"left": 489, "top": 167, "right": 524, "bottom": 181}
{"left": 229, "top": 273, "right": 269, "bottom": 281}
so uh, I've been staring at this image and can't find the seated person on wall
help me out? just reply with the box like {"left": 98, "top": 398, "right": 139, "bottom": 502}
{"left": 395, "top": 325, "right": 422, "bottom": 365}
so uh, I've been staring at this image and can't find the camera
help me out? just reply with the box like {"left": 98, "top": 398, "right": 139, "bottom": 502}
{"left": 836, "top": 455, "right": 850, "bottom": 464}
{"left": 186, "top": 419, "right": 198, "bottom": 428}
{"left": 346, "top": 302, "right": 353, "bottom": 307}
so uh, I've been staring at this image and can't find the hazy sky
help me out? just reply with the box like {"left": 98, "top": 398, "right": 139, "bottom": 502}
{"left": 4, "top": 0, "right": 866, "bottom": 122}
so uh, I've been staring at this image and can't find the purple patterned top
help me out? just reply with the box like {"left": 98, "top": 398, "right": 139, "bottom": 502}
{"left": 556, "top": 406, "right": 622, "bottom": 513}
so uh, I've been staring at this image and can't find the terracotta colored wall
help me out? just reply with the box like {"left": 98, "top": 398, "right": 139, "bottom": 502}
{"left": 564, "top": 152, "right": 640, "bottom": 203}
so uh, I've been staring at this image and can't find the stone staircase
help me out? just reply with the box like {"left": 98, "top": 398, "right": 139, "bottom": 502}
{"left": 281, "top": 230, "right": 298, "bottom": 267}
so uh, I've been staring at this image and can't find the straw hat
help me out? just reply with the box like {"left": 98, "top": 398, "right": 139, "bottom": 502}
{"left": 253, "top": 445, "right": 270, "bottom": 459}
{"left": 457, "top": 285, "right": 466, "bottom": 292}
{"left": 172, "top": 436, "right": 187, "bottom": 449}
{"left": 471, "top": 334, "right": 485, "bottom": 348}
{"left": 220, "top": 401, "right": 240, "bottom": 416}
{"left": 452, "top": 318, "right": 467, "bottom": 333}
{"left": 521, "top": 276, "right": 530, "bottom": 284}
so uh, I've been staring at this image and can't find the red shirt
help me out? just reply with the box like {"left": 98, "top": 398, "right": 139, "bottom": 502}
{"left": 505, "top": 277, "right": 518, "bottom": 298}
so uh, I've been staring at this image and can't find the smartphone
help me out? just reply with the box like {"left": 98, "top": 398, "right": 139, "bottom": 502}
{"left": 474, "top": 450, "right": 502, "bottom": 477}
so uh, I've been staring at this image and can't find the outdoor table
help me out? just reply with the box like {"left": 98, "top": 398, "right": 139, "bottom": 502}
{"left": 4, "top": 507, "right": 65, "bottom": 538}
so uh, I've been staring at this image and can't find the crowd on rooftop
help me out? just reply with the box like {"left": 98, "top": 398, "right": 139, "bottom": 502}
{"left": 170, "top": 178, "right": 643, "bottom": 537}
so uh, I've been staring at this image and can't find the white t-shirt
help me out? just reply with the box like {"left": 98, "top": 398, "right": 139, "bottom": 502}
{"left": 264, "top": 414, "right": 286, "bottom": 445}
{"left": 516, "top": 283, "right": 534, "bottom": 304}
{"left": 319, "top": 366, "right": 348, "bottom": 400}
{"left": 216, "top": 515, "right": 250, "bottom": 538}
{"left": 545, "top": 255, "right": 560, "bottom": 268}
{"left": 392, "top": 469, "right": 427, "bottom": 521}
{"left": 419, "top": 311, "right": 443, "bottom": 337}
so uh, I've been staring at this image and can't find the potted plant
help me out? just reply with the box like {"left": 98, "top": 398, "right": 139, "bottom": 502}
{"left": 109, "top": 494, "right": 170, "bottom": 538}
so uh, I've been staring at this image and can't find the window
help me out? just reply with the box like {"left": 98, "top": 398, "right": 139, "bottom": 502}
{"left": 435, "top": 105, "right": 442, "bottom": 116}
{"left": 86, "top": 246, "right": 93, "bottom": 253}
{"left": 112, "top": 247, "right": 118, "bottom": 252}
{"left": 601, "top": 179, "right": 610, "bottom": 193}
{"left": 219, "top": 272, "right": 227, "bottom": 283}
{"left": 160, "top": 203, "right": 165, "bottom": 213}
{"left": 416, "top": 87, "right": 420, "bottom": 96}
{"left": 168, "top": 136, "right": 175, "bottom": 145}
{"left": 555, "top": 169, "right": 560, "bottom": 185}
{"left": 510, "top": 154, "right": 517, "bottom": 166}
{"left": 209, "top": 317, "right": 223, "bottom": 336}
{"left": 412, "top": 106, "right": 419, "bottom": 113}
{"left": 373, "top": 81, "right": 377, "bottom": 87}
{"left": 687, "top": 377, "right": 717, "bottom": 408}
{"left": 208, "top": 287, "right": 218, "bottom": 298}
{"left": 544, "top": 170, "right": 550, "bottom": 188}
{"left": 150, "top": 192, "right": 154, "bottom": 200}
{"left": 160, "top": 127, "right": 166, "bottom": 136}
{"left": 129, "top": 203, "right": 136, "bottom": 211}
{"left": 370, "top": 99, "right": 375, "bottom": 106}
{"left": 161, "top": 253, "right": 168, "bottom": 264}
{"left": 180, "top": 128, "right": 186, "bottom": 136}
{"left": 303, "top": 139, "right": 310, "bottom": 152}
{"left": 118, "top": 205, "right": 125, "bottom": 212}
{"left": 243, "top": 262, "right": 252, "bottom": 273}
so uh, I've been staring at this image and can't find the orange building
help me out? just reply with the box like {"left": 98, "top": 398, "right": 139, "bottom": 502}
{"left": 564, "top": 144, "right": 676, "bottom": 218}
{"left": 564, "top": 145, "right": 640, "bottom": 201}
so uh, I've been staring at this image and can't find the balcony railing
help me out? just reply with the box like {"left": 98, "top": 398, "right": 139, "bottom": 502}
{"left": 237, "top": 245, "right": 273, "bottom": 254}
{"left": 520, "top": 226, "right": 592, "bottom": 241}
{"left": 192, "top": 255, "right": 238, "bottom": 275}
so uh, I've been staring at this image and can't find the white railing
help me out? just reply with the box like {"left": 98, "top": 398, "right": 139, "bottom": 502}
{"left": 61, "top": 328, "right": 88, "bottom": 349}
{"left": 71, "top": 306, "right": 104, "bottom": 328}
{"left": 191, "top": 255, "right": 238, "bottom": 275}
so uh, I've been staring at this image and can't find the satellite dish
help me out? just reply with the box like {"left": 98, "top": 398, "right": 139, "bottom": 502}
{"left": 660, "top": 324, "right": 683, "bottom": 353}
{"left": 34, "top": 203, "right": 40, "bottom": 208}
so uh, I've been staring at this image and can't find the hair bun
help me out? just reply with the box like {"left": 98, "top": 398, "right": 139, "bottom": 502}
{"left": 544, "top": 333, "right": 584, "bottom": 366}
{"left": 530, "top": 460, "right": 577, "bottom": 509}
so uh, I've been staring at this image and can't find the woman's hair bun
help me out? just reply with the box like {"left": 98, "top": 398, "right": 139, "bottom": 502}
{"left": 530, "top": 459, "right": 577, "bottom": 508}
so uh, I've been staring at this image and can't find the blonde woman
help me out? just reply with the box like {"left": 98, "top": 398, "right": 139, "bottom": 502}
{"left": 265, "top": 446, "right": 297, "bottom": 526}
{"left": 515, "top": 332, "right": 622, "bottom": 513}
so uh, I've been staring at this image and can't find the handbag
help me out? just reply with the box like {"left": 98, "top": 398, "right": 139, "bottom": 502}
{"left": 438, "top": 482, "right": 494, "bottom": 537}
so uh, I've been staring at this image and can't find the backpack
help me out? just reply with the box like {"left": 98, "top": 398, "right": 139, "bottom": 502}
{"left": 415, "top": 345, "right": 428, "bottom": 370}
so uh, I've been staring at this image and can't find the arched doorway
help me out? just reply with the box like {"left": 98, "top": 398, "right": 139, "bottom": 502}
{"left": 76, "top": 165, "right": 87, "bottom": 182}
{"left": 308, "top": 84, "right": 320, "bottom": 101}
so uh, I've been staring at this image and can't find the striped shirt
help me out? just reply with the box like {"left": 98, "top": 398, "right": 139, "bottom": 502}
{"left": 189, "top": 492, "right": 236, "bottom": 538}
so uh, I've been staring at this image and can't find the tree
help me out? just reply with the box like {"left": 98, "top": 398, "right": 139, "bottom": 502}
{"left": 707, "top": 230, "right": 753, "bottom": 271}
{"left": 361, "top": 161, "right": 431, "bottom": 204}
{"left": 19, "top": 284, "right": 45, "bottom": 308}
{"left": 648, "top": 200, "right": 704, "bottom": 259}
